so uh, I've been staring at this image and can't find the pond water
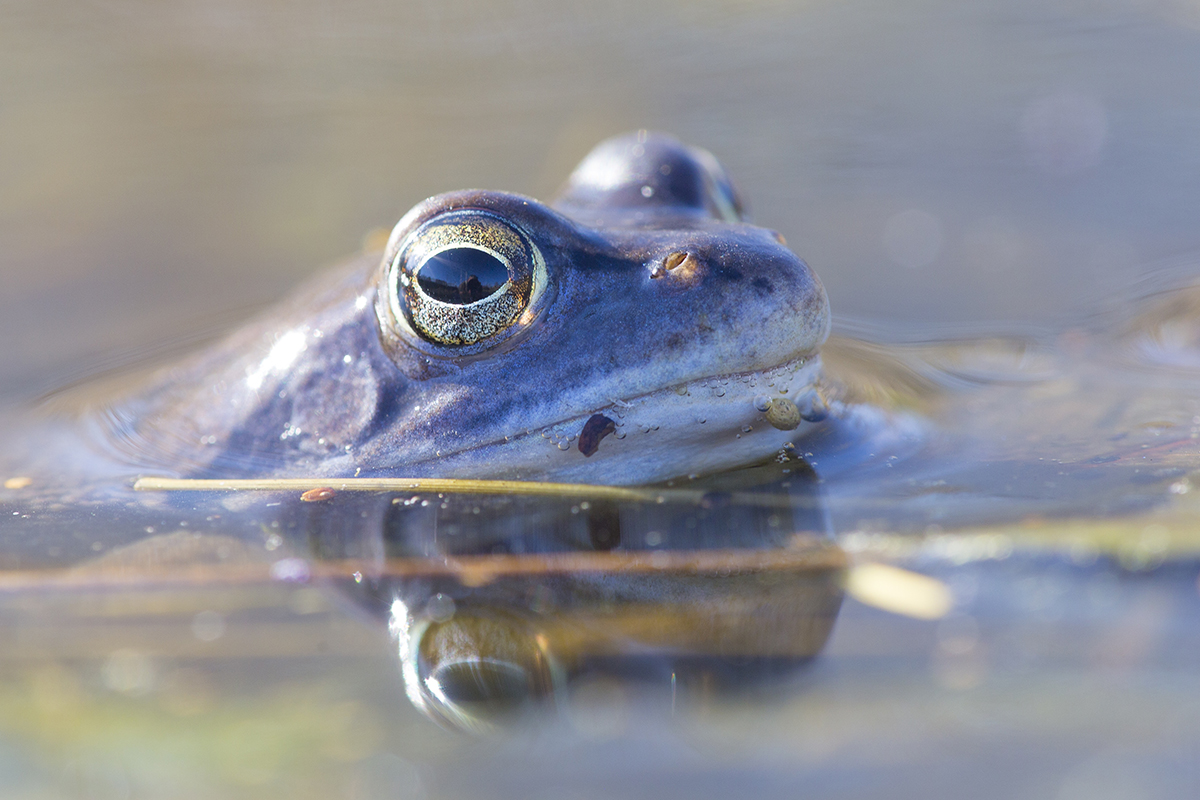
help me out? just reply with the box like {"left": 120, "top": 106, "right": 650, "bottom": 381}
{"left": 5, "top": 0, "right": 1200, "bottom": 797}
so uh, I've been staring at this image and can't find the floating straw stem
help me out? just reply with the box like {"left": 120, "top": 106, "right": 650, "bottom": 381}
{"left": 133, "top": 476, "right": 697, "bottom": 504}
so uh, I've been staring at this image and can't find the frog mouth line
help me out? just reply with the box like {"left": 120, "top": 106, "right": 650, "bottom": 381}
{"left": 416, "top": 353, "right": 826, "bottom": 484}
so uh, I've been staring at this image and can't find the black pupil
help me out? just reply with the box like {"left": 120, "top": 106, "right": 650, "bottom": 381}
{"left": 416, "top": 247, "right": 509, "bottom": 304}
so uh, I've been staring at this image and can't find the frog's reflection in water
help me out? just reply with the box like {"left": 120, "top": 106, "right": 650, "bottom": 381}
{"left": 305, "top": 462, "right": 845, "bottom": 733}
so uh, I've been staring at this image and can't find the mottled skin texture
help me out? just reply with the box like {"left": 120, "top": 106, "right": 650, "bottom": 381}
{"left": 105, "top": 133, "right": 830, "bottom": 485}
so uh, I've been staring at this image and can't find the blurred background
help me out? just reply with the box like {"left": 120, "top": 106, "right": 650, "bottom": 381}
{"left": 6, "top": 0, "right": 1200, "bottom": 399}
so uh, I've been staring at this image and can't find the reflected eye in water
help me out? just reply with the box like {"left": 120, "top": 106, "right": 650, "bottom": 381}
{"left": 385, "top": 210, "right": 547, "bottom": 350}
{"left": 401, "top": 607, "right": 561, "bottom": 733}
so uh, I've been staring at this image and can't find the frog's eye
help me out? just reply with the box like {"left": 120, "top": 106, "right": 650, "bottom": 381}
{"left": 385, "top": 210, "right": 546, "bottom": 349}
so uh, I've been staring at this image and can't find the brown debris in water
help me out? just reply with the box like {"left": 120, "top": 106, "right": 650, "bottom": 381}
{"left": 300, "top": 487, "right": 337, "bottom": 502}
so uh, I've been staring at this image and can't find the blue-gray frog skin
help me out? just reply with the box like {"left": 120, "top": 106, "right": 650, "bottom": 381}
{"left": 108, "top": 132, "right": 831, "bottom": 485}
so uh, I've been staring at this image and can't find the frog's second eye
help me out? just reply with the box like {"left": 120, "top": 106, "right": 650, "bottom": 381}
{"left": 386, "top": 211, "right": 546, "bottom": 350}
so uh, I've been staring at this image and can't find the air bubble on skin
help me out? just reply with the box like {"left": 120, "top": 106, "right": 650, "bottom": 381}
{"left": 557, "top": 441, "right": 571, "bottom": 451}
{"left": 714, "top": 387, "right": 726, "bottom": 397}
{"left": 742, "top": 425, "right": 753, "bottom": 433}
{"left": 614, "top": 431, "right": 626, "bottom": 439}
{"left": 754, "top": 395, "right": 773, "bottom": 412}
{"left": 696, "top": 417, "right": 706, "bottom": 424}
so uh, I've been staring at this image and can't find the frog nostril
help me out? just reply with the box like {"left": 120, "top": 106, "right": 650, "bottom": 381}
{"left": 650, "top": 251, "right": 700, "bottom": 280}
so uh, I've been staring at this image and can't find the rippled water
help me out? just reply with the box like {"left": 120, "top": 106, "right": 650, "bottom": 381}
{"left": 7, "top": 0, "right": 1200, "bottom": 797}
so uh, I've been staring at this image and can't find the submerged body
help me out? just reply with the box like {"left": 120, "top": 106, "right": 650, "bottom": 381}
{"left": 99, "top": 133, "right": 830, "bottom": 485}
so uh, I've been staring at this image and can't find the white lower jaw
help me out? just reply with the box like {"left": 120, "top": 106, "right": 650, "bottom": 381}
{"left": 420, "top": 355, "right": 826, "bottom": 486}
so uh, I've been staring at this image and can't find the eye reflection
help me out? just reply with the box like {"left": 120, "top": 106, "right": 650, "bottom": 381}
{"left": 324, "top": 461, "right": 843, "bottom": 734}
{"left": 416, "top": 247, "right": 510, "bottom": 305}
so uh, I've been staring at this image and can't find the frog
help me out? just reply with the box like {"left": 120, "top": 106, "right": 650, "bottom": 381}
{"left": 95, "top": 131, "right": 832, "bottom": 486}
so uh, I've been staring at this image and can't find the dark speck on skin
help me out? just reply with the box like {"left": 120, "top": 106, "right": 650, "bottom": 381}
{"left": 578, "top": 414, "right": 617, "bottom": 457}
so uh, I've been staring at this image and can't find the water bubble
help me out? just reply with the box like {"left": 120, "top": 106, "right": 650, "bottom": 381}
{"left": 753, "top": 394, "right": 773, "bottom": 412}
